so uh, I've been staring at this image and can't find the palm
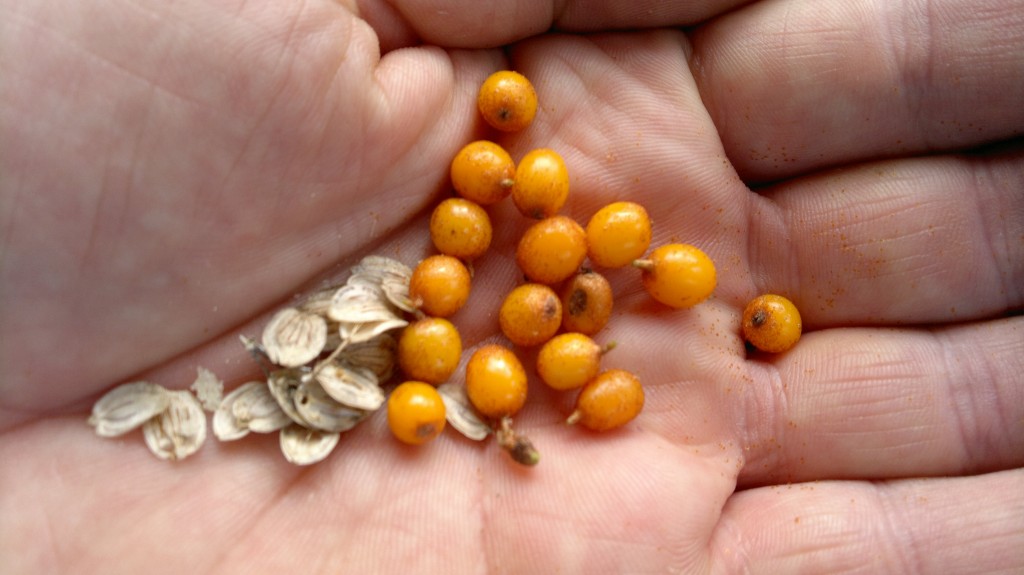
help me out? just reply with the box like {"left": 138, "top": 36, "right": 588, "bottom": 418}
{"left": 2, "top": 0, "right": 1022, "bottom": 572}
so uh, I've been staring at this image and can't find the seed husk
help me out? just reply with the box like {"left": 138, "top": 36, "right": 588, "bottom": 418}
{"left": 237, "top": 384, "right": 293, "bottom": 434}
{"left": 328, "top": 283, "right": 403, "bottom": 324}
{"left": 349, "top": 255, "right": 413, "bottom": 288}
{"left": 293, "top": 379, "right": 369, "bottom": 433}
{"left": 437, "top": 382, "right": 491, "bottom": 441}
{"left": 338, "top": 317, "right": 409, "bottom": 344}
{"left": 262, "top": 307, "right": 329, "bottom": 368}
{"left": 279, "top": 424, "right": 340, "bottom": 466}
{"left": 267, "top": 369, "right": 313, "bottom": 427}
{"left": 337, "top": 333, "right": 397, "bottom": 382}
{"left": 314, "top": 363, "right": 385, "bottom": 411}
{"left": 300, "top": 287, "right": 342, "bottom": 317}
{"left": 214, "top": 381, "right": 291, "bottom": 441}
{"left": 88, "top": 381, "right": 171, "bottom": 438}
{"left": 142, "top": 390, "right": 207, "bottom": 461}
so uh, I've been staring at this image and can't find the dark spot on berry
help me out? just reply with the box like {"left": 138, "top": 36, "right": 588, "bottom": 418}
{"left": 568, "top": 288, "right": 588, "bottom": 316}
{"left": 751, "top": 309, "right": 767, "bottom": 327}
{"left": 416, "top": 423, "right": 437, "bottom": 438}
{"left": 543, "top": 296, "right": 559, "bottom": 320}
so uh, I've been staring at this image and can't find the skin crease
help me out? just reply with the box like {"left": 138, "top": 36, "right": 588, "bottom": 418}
{"left": 1, "top": 0, "right": 1023, "bottom": 573}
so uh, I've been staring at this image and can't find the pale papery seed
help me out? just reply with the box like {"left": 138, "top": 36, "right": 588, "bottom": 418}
{"left": 314, "top": 363, "right": 385, "bottom": 411}
{"left": 279, "top": 424, "right": 340, "bottom": 466}
{"left": 262, "top": 307, "right": 329, "bottom": 368}
{"left": 88, "top": 381, "right": 171, "bottom": 438}
{"left": 142, "top": 391, "right": 207, "bottom": 461}
{"left": 293, "top": 379, "right": 369, "bottom": 433}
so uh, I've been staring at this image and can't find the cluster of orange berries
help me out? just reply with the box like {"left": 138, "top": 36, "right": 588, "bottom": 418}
{"left": 386, "top": 70, "right": 802, "bottom": 460}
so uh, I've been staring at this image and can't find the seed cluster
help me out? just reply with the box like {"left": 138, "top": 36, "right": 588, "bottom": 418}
{"left": 88, "top": 70, "right": 805, "bottom": 466}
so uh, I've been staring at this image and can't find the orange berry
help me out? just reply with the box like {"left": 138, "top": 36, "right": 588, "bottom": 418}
{"left": 450, "top": 140, "right": 516, "bottom": 206}
{"left": 537, "top": 333, "right": 610, "bottom": 391}
{"left": 465, "top": 344, "right": 528, "bottom": 418}
{"left": 430, "top": 197, "right": 493, "bottom": 260}
{"left": 634, "top": 243, "right": 716, "bottom": 309}
{"left": 516, "top": 215, "right": 587, "bottom": 285}
{"left": 387, "top": 381, "right": 446, "bottom": 445}
{"left": 409, "top": 255, "right": 471, "bottom": 318}
{"left": 585, "top": 201, "right": 652, "bottom": 268}
{"left": 477, "top": 70, "right": 538, "bottom": 132}
{"left": 559, "top": 270, "right": 614, "bottom": 335}
{"left": 397, "top": 317, "right": 462, "bottom": 385}
{"left": 742, "top": 294, "right": 803, "bottom": 353}
{"left": 499, "top": 283, "right": 562, "bottom": 347}
{"left": 567, "top": 369, "right": 644, "bottom": 432}
{"left": 511, "top": 148, "right": 569, "bottom": 219}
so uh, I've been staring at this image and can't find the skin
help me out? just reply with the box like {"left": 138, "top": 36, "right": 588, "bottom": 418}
{"left": 1, "top": 0, "right": 1022, "bottom": 572}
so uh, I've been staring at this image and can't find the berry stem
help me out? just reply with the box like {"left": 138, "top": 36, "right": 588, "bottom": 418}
{"left": 496, "top": 416, "right": 540, "bottom": 466}
{"left": 304, "top": 337, "right": 350, "bottom": 383}
{"left": 632, "top": 258, "right": 655, "bottom": 272}
{"left": 565, "top": 410, "right": 582, "bottom": 426}
{"left": 600, "top": 341, "right": 618, "bottom": 355}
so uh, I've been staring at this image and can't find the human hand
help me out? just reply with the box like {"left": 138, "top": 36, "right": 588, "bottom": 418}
{"left": 1, "top": 0, "right": 1022, "bottom": 572}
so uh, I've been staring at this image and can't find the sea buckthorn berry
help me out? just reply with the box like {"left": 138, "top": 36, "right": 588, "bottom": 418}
{"left": 537, "top": 333, "right": 613, "bottom": 391}
{"left": 742, "top": 294, "right": 803, "bottom": 353}
{"left": 633, "top": 243, "right": 716, "bottom": 309}
{"left": 516, "top": 215, "right": 587, "bottom": 285}
{"left": 430, "top": 197, "right": 493, "bottom": 260}
{"left": 409, "top": 255, "right": 471, "bottom": 318}
{"left": 397, "top": 317, "right": 462, "bottom": 385}
{"left": 387, "top": 381, "right": 446, "bottom": 445}
{"left": 559, "top": 270, "right": 614, "bottom": 335}
{"left": 585, "top": 201, "right": 652, "bottom": 268}
{"left": 477, "top": 70, "right": 538, "bottom": 132}
{"left": 511, "top": 148, "right": 569, "bottom": 219}
{"left": 499, "top": 283, "right": 562, "bottom": 347}
{"left": 567, "top": 369, "right": 644, "bottom": 432}
{"left": 465, "top": 344, "right": 528, "bottom": 418}
{"left": 450, "top": 140, "right": 516, "bottom": 206}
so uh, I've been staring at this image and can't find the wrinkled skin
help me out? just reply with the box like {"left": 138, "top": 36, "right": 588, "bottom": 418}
{"left": 2, "top": 0, "right": 1023, "bottom": 572}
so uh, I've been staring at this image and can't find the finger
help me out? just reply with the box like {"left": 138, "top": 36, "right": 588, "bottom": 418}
{"left": 690, "top": 0, "right": 1024, "bottom": 181}
{"left": 0, "top": 0, "right": 491, "bottom": 409}
{"left": 355, "top": 0, "right": 748, "bottom": 51}
{"left": 710, "top": 470, "right": 1024, "bottom": 574}
{"left": 741, "top": 148, "right": 1024, "bottom": 327}
{"left": 734, "top": 317, "right": 1024, "bottom": 486}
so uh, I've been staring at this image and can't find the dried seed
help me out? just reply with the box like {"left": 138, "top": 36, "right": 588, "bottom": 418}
{"left": 142, "top": 391, "right": 207, "bottom": 461}
{"left": 381, "top": 275, "right": 415, "bottom": 313}
{"left": 279, "top": 424, "right": 340, "bottom": 465}
{"left": 338, "top": 333, "right": 397, "bottom": 381}
{"left": 349, "top": 255, "right": 412, "bottom": 287}
{"left": 338, "top": 317, "right": 408, "bottom": 344}
{"left": 190, "top": 366, "right": 224, "bottom": 413}
{"left": 262, "top": 307, "right": 328, "bottom": 368}
{"left": 293, "top": 379, "right": 369, "bottom": 433}
{"left": 300, "top": 287, "right": 341, "bottom": 317}
{"left": 328, "top": 283, "right": 404, "bottom": 324}
{"left": 438, "top": 382, "right": 491, "bottom": 441}
{"left": 314, "top": 363, "right": 386, "bottom": 411}
{"left": 234, "top": 382, "right": 293, "bottom": 433}
{"left": 268, "top": 369, "right": 312, "bottom": 427}
{"left": 88, "top": 381, "right": 171, "bottom": 438}
{"left": 213, "top": 387, "right": 252, "bottom": 441}
{"left": 214, "top": 381, "right": 290, "bottom": 441}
